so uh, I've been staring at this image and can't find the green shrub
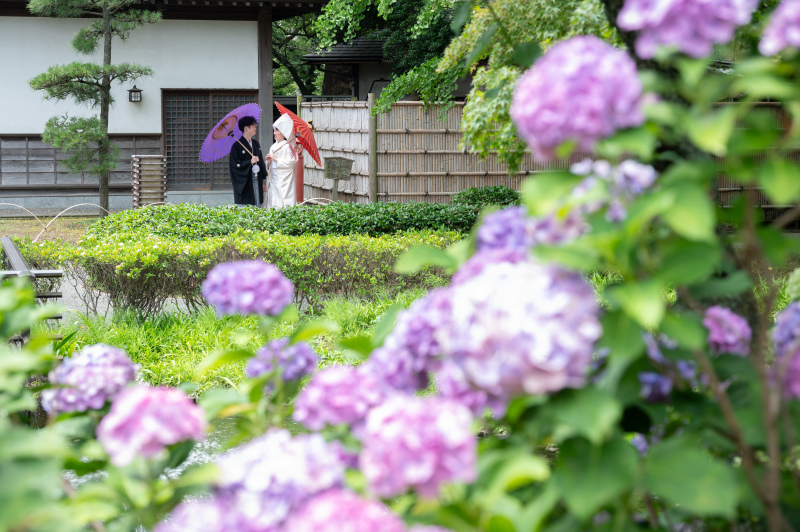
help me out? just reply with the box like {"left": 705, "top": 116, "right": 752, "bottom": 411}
{"left": 17, "top": 230, "right": 461, "bottom": 315}
{"left": 83, "top": 202, "right": 481, "bottom": 241}
{"left": 451, "top": 185, "right": 521, "bottom": 208}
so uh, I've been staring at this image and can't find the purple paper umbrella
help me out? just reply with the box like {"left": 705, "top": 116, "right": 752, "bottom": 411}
{"left": 199, "top": 103, "right": 262, "bottom": 163}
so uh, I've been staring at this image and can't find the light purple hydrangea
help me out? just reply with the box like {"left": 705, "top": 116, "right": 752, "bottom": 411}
{"left": 96, "top": 385, "right": 206, "bottom": 467}
{"left": 246, "top": 338, "right": 318, "bottom": 384}
{"left": 511, "top": 36, "right": 645, "bottom": 160}
{"left": 439, "top": 261, "right": 602, "bottom": 400}
{"left": 154, "top": 498, "right": 226, "bottom": 532}
{"left": 638, "top": 372, "right": 673, "bottom": 403}
{"left": 435, "top": 359, "right": 507, "bottom": 417}
{"left": 283, "top": 489, "right": 405, "bottom": 532}
{"left": 476, "top": 207, "right": 586, "bottom": 253}
{"left": 409, "top": 527, "right": 455, "bottom": 532}
{"left": 41, "top": 344, "right": 139, "bottom": 413}
{"left": 703, "top": 306, "right": 751, "bottom": 356}
{"left": 360, "top": 395, "right": 476, "bottom": 498}
{"left": 618, "top": 0, "right": 758, "bottom": 58}
{"left": 773, "top": 302, "right": 800, "bottom": 398}
{"left": 760, "top": 0, "right": 800, "bottom": 55}
{"left": 202, "top": 260, "right": 294, "bottom": 316}
{"left": 293, "top": 365, "right": 387, "bottom": 432}
{"left": 570, "top": 158, "right": 658, "bottom": 222}
{"left": 451, "top": 248, "right": 528, "bottom": 285}
{"left": 214, "top": 429, "right": 346, "bottom": 531}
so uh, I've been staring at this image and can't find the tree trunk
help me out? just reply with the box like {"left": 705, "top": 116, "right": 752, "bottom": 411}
{"left": 99, "top": 5, "right": 112, "bottom": 217}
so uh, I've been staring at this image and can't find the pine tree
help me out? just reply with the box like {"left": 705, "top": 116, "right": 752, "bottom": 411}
{"left": 28, "top": 0, "right": 161, "bottom": 216}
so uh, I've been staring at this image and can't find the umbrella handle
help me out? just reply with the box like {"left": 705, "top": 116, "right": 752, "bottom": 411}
{"left": 234, "top": 136, "right": 255, "bottom": 158}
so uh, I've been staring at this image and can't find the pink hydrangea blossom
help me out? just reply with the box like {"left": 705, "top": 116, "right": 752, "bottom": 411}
{"left": 202, "top": 260, "right": 294, "bottom": 316}
{"left": 703, "top": 306, "right": 751, "bottom": 356}
{"left": 283, "top": 489, "right": 405, "bottom": 532}
{"left": 511, "top": 36, "right": 645, "bottom": 160}
{"left": 293, "top": 365, "right": 388, "bottom": 432}
{"left": 435, "top": 359, "right": 507, "bottom": 417}
{"left": 773, "top": 302, "right": 800, "bottom": 398}
{"left": 618, "top": 0, "right": 758, "bottom": 58}
{"left": 360, "top": 396, "right": 476, "bottom": 498}
{"left": 41, "top": 344, "right": 139, "bottom": 413}
{"left": 154, "top": 498, "right": 226, "bottom": 532}
{"left": 246, "top": 338, "right": 318, "bottom": 383}
{"left": 96, "top": 385, "right": 206, "bottom": 467}
{"left": 760, "top": 0, "right": 800, "bottom": 55}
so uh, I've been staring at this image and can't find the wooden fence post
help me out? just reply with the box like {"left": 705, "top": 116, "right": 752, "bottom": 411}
{"left": 368, "top": 93, "right": 378, "bottom": 203}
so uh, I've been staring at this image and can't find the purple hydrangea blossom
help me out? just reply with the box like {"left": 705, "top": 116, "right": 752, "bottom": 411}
{"left": 618, "top": 0, "right": 758, "bottom": 58}
{"left": 41, "top": 344, "right": 139, "bottom": 413}
{"left": 476, "top": 207, "right": 586, "bottom": 253}
{"left": 511, "top": 36, "right": 645, "bottom": 160}
{"left": 283, "top": 489, "right": 405, "bottom": 532}
{"left": 435, "top": 359, "right": 507, "bottom": 417}
{"left": 773, "top": 302, "right": 800, "bottom": 398}
{"left": 96, "top": 385, "right": 206, "bottom": 467}
{"left": 703, "top": 306, "right": 751, "bottom": 356}
{"left": 629, "top": 433, "right": 650, "bottom": 455}
{"left": 293, "top": 365, "right": 387, "bottom": 432}
{"left": 154, "top": 498, "right": 226, "bottom": 532}
{"left": 360, "top": 395, "right": 476, "bottom": 498}
{"left": 638, "top": 372, "right": 673, "bottom": 403}
{"left": 452, "top": 248, "right": 528, "bottom": 285}
{"left": 202, "top": 260, "right": 294, "bottom": 316}
{"left": 760, "top": 0, "right": 800, "bottom": 55}
{"left": 439, "top": 261, "right": 602, "bottom": 399}
{"left": 246, "top": 338, "right": 318, "bottom": 384}
{"left": 570, "top": 158, "right": 658, "bottom": 222}
{"left": 214, "top": 429, "right": 346, "bottom": 531}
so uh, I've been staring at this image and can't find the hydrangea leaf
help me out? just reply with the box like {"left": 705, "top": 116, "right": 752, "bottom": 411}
{"left": 759, "top": 156, "right": 800, "bottom": 205}
{"left": 549, "top": 387, "right": 622, "bottom": 445}
{"left": 644, "top": 436, "right": 738, "bottom": 517}
{"left": 290, "top": 319, "right": 340, "bottom": 344}
{"left": 480, "top": 451, "right": 550, "bottom": 504}
{"left": 689, "top": 270, "right": 752, "bottom": 299}
{"left": 511, "top": 40, "right": 541, "bottom": 68}
{"left": 193, "top": 348, "right": 253, "bottom": 379}
{"left": 660, "top": 184, "right": 716, "bottom": 242}
{"left": 552, "top": 437, "right": 638, "bottom": 520}
{"left": 655, "top": 239, "right": 721, "bottom": 285}
{"left": 521, "top": 172, "right": 584, "bottom": 217}
{"left": 596, "top": 311, "right": 645, "bottom": 392}
{"left": 685, "top": 106, "right": 736, "bottom": 156}
{"left": 660, "top": 312, "right": 706, "bottom": 351}
{"left": 394, "top": 245, "right": 458, "bottom": 274}
{"left": 607, "top": 280, "right": 665, "bottom": 329}
{"left": 595, "top": 127, "right": 657, "bottom": 162}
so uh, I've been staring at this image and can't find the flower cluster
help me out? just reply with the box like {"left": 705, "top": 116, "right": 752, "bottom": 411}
{"left": 618, "top": 0, "right": 758, "bottom": 58}
{"left": 570, "top": 158, "right": 658, "bottom": 221}
{"left": 511, "top": 36, "right": 645, "bottom": 160}
{"left": 760, "top": 0, "right": 800, "bottom": 55}
{"left": 202, "top": 260, "right": 294, "bottom": 316}
{"left": 451, "top": 248, "right": 528, "bottom": 285}
{"left": 96, "top": 385, "right": 206, "bottom": 467}
{"left": 703, "top": 306, "right": 751, "bottom": 356}
{"left": 41, "top": 344, "right": 139, "bottom": 414}
{"left": 283, "top": 489, "right": 405, "bottom": 532}
{"left": 638, "top": 372, "right": 673, "bottom": 403}
{"left": 154, "top": 498, "right": 226, "bottom": 532}
{"left": 642, "top": 332, "right": 705, "bottom": 392}
{"left": 293, "top": 365, "right": 387, "bottom": 432}
{"left": 773, "top": 302, "right": 800, "bottom": 398}
{"left": 476, "top": 206, "right": 587, "bottom": 254}
{"left": 360, "top": 396, "right": 476, "bottom": 498}
{"left": 246, "top": 338, "right": 318, "bottom": 384}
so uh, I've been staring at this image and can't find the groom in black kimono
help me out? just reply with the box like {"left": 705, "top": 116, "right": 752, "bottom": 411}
{"left": 229, "top": 115, "right": 268, "bottom": 206}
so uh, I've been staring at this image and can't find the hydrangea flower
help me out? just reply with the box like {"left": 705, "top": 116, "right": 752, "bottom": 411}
{"left": 293, "top": 365, "right": 387, "bottom": 432}
{"left": 435, "top": 360, "right": 507, "bottom": 417}
{"left": 638, "top": 372, "right": 673, "bottom": 403}
{"left": 773, "top": 302, "right": 800, "bottom": 398}
{"left": 154, "top": 498, "right": 226, "bottom": 532}
{"left": 246, "top": 338, "right": 318, "bottom": 384}
{"left": 761, "top": 0, "right": 800, "bottom": 55}
{"left": 618, "top": 0, "right": 758, "bottom": 58}
{"left": 570, "top": 158, "right": 658, "bottom": 222}
{"left": 96, "top": 385, "right": 206, "bottom": 467}
{"left": 41, "top": 344, "right": 139, "bottom": 413}
{"left": 440, "top": 261, "right": 601, "bottom": 399}
{"left": 476, "top": 207, "right": 586, "bottom": 253}
{"left": 409, "top": 527, "right": 455, "bottom": 532}
{"left": 511, "top": 36, "right": 645, "bottom": 160}
{"left": 703, "top": 306, "right": 751, "bottom": 356}
{"left": 283, "top": 489, "right": 405, "bottom": 532}
{"left": 452, "top": 248, "right": 528, "bottom": 285}
{"left": 202, "top": 260, "right": 294, "bottom": 316}
{"left": 214, "top": 429, "right": 345, "bottom": 531}
{"left": 360, "top": 395, "right": 476, "bottom": 498}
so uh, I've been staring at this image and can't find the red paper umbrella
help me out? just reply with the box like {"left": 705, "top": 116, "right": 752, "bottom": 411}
{"left": 275, "top": 102, "right": 322, "bottom": 167}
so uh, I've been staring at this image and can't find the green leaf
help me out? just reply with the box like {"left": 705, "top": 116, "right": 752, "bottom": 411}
{"left": 677, "top": 57, "right": 710, "bottom": 88}
{"left": 550, "top": 388, "right": 622, "bottom": 445}
{"left": 521, "top": 172, "right": 584, "bottom": 216}
{"left": 194, "top": 348, "right": 252, "bottom": 379}
{"left": 450, "top": 0, "right": 473, "bottom": 33}
{"left": 372, "top": 304, "right": 403, "bottom": 347}
{"left": 290, "top": 319, "right": 340, "bottom": 343}
{"left": 163, "top": 440, "right": 196, "bottom": 471}
{"left": 395, "top": 245, "right": 457, "bottom": 274}
{"left": 689, "top": 270, "right": 752, "bottom": 299}
{"left": 462, "top": 23, "right": 497, "bottom": 72}
{"left": 484, "top": 452, "right": 550, "bottom": 503}
{"left": 197, "top": 388, "right": 248, "bottom": 419}
{"left": 659, "top": 160, "right": 718, "bottom": 186}
{"left": 655, "top": 239, "right": 721, "bottom": 285}
{"left": 660, "top": 184, "right": 716, "bottom": 241}
{"left": 595, "top": 127, "right": 657, "bottom": 161}
{"left": 532, "top": 242, "right": 599, "bottom": 271}
{"left": 660, "top": 312, "right": 707, "bottom": 350}
{"left": 338, "top": 335, "right": 374, "bottom": 356}
{"left": 685, "top": 106, "right": 737, "bottom": 156}
{"left": 644, "top": 436, "right": 738, "bottom": 517}
{"left": 511, "top": 41, "right": 541, "bottom": 68}
{"left": 596, "top": 311, "right": 645, "bottom": 392}
{"left": 607, "top": 280, "right": 666, "bottom": 329}
{"left": 759, "top": 157, "right": 800, "bottom": 205}
{"left": 553, "top": 437, "right": 639, "bottom": 520}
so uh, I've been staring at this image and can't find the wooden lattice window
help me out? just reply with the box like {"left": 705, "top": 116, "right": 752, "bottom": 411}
{"left": 163, "top": 90, "right": 257, "bottom": 188}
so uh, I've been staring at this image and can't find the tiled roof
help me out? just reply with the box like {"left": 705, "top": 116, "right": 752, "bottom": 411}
{"left": 303, "top": 36, "right": 387, "bottom": 64}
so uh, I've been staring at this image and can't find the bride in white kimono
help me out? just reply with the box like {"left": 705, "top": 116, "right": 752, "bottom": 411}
{"left": 265, "top": 114, "right": 301, "bottom": 209}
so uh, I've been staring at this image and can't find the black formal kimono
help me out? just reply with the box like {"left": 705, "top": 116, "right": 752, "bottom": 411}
{"left": 229, "top": 136, "right": 268, "bottom": 206}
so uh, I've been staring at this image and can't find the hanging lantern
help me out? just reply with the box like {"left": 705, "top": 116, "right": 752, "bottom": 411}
{"left": 128, "top": 85, "right": 143, "bottom": 103}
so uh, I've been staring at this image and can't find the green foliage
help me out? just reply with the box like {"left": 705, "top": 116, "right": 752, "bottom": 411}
{"left": 448, "top": 184, "right": 522, "bottom": 207}
{"left": 41, "top": 115, "right": 119, "bottom": 177}
{"left": 373, "top": 58, "right": 462, "bottom": 115}
{"left": 82, "top": 202, "right": 482, "bottom": 241}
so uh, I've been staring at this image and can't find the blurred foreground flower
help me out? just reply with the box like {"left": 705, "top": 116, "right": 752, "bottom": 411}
{"left": 570, "top": 158, "right": 658, "bottom": 221}
{"left": 760, "top": 0, "right": 800, "bottom": 55}
{"left": 283, "top": 489, "right": 405, "bottom": 532}
{"left": 202, "top": 260, "right": 294, "bottom": 316}
{"left": 511, "top": 36, "right": 644, "bottom": 160}
{"left": 703, "top": 306, "right": 751, "bottom": 356}
{"left": 773, "top": 302, "right": 800, "bottom": 398}
{"left": 618, "top": 0, "right": 757, "bottom": 58}
{"left": 96, "top": 385, "right": 206, "bottom": 467}
{"left": 246, "top": 337, "right": 318, "bottom": 385}
{"left": 41, "top": 343, "right": 138, "bottom": 413}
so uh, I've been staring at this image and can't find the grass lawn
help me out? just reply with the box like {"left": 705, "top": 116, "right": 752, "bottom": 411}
{"left": 0, "top": 216, "right": 97, "bottom": 245}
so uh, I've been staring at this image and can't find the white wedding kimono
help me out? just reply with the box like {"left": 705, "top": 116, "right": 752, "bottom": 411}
{"left": 268, "top": 114, "right": 300, "bottom": 209}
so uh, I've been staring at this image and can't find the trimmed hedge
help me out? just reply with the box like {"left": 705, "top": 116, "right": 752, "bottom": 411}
{"left": 84, "top": 202, "right": 481, "bottom": 241}
{"left": 451, "top": 185, "right": 521, "bottom": 208}
{"left": 17, "top": 230, "right": 462, "bottom": 315}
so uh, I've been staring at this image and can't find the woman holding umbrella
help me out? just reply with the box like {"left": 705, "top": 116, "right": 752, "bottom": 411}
{"left": 265, "top": 113, "right": 302, "bottom": 209}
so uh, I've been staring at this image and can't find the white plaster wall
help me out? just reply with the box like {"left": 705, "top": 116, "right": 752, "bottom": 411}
{"left": 0, "top": 17, "right": 258, "bottom": 134}
{"left": 358, "top": 63, "right": 393, "bottom": 101}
